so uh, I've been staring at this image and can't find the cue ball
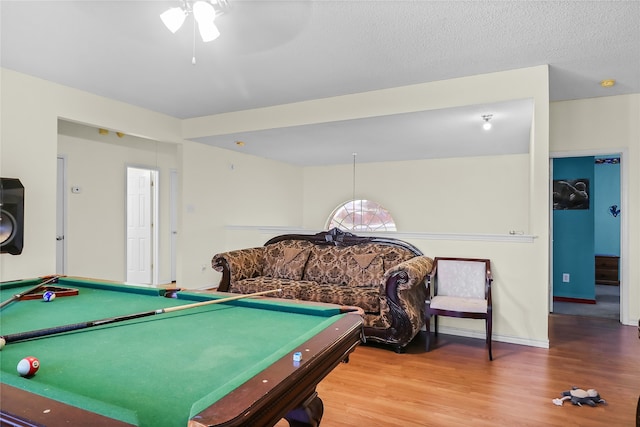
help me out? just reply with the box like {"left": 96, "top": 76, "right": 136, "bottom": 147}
{"left": 0, "top": 337, "right": 5, "bottom": 350}
{"left": 17, "top": 356, "right": 40, "bottom": 377}
{"left": 42, "top": 291, "right": 56, "bottom": 302}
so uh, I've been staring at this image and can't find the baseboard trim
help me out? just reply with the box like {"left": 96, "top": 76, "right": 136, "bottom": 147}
{"left": 426, "top": 325, "right": 550, "bottom": 349}
{"left": 553, "top": 296, "right": 596, "bottom": 304}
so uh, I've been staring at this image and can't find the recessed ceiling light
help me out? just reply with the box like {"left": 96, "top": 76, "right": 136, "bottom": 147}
{"left": 235, "top": 141, "right": 245, "bottom": 146}
{"left": 481, "top": 114, "right": 493, "bottom": 130}
{"left": 600, "top": 79, "right": 616, "bottom": 88}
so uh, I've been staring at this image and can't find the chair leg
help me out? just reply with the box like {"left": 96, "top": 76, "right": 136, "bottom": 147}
{"left": 425, "top": 310, "right": 431, "bottom": 352}
{"left": 487, "top": 314, "right": 493, "bottom": 361}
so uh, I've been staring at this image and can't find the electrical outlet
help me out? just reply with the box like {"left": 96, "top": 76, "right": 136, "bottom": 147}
{"left": 562, "top": 273, "right": 570, "bottom": 283}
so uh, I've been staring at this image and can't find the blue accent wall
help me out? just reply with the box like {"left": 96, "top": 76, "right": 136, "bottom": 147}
{"left": 594, "top": 157, "right": 621, "bottom": 256}
{"left": 553, "top": 157, "right": 595, "bottom": 300}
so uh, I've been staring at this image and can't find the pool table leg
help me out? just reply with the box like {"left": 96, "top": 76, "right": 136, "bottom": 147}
{"left": 283, "top": 392, "right": 324, "bottom": 427}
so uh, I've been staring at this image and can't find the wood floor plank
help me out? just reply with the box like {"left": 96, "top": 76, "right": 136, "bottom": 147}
{"left": 278, "top": 314, "right": 639, "bottom": 426}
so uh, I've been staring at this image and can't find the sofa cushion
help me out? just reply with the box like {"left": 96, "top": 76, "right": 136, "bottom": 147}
{"left": 303, "top": 246, "right": 392, "bottom": 287}
{"left": 368, "top": 244, "right": 417, "bottom": 270}
{"left": 230, "top": 277, "right": 316, "bottom": 300}
{"left": 300, "top": 284, "right": 380, "bottom": 313}
{"left": 345, "top": 253, "right": 384, "bottom": 287}
{"left": 264, "top": 245, "right": 311, "bottom": 281}
{"left": 302, "top": 246, "right": 348, "bottom": 284}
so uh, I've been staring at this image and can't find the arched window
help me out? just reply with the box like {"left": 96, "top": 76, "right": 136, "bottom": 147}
{"left": 327, "top": 200, "right": 397, "bottom": 232}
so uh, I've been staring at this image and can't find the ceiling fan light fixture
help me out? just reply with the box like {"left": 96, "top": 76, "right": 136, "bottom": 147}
{"left": 198, "top": 21, "right": 220, "bottom": 42}
{"left": 160, "top": 7, "right": 187, "bottom": 33}
{"left": 193, "top": 1, "right": 220, "bottom": 41}
{"left": 193, "top": 1, "right": 216, "bottom": 22}
{"left": 161, "top": 0, "right": 230, "bottom": 61}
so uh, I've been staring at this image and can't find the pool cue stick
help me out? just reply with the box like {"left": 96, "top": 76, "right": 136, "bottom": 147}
{"left": 0, "top": 275, "right": 60, "bottom": 310}
{"left": 0, "top": 289, "right": 281, "bottom": 346}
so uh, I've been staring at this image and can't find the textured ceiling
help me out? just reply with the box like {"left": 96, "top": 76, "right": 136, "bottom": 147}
{"left": 1, "top": 1, "right": 638, "bottom": 165}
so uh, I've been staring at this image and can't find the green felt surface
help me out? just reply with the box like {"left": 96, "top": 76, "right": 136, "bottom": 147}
{"left": 0, "top": 278, "right": 343, "bottom": 426}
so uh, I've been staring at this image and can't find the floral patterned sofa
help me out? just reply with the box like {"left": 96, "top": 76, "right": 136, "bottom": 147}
{"left": 212, "top": 228, "right": 434, "bottom": 352}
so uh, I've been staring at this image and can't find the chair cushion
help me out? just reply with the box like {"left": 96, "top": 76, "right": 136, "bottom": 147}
{"left": 430, "top": 295, "right": 487, "bottom": 313}
{"left": 437, "top": 260, "right": 486, "bottom": 298}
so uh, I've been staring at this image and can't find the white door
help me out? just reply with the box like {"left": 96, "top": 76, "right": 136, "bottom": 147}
{"left": 127, "top": 167, "right": 154, "bottom": 284}
{"left": 56, "top": 156, "right": 66, "bottom": 275}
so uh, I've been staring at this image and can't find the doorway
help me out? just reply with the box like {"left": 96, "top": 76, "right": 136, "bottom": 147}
{"left": 550, "top": 152, "right": 625, "bottom": 321}
{"left": 126, "top": 166, "right": 159, "bottom": 285}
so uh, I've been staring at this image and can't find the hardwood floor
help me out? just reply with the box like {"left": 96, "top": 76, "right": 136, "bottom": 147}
{"left": 279, "top": 314, "right": 640, "bottom": 426}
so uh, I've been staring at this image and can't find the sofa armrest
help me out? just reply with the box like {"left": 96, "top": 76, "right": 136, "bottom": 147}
{"left": 379, "top": 255, "right": 434, "bottom": 346}
{"left": 383, "top": 255, "right": 434, "bottom": 292}
{"left": 212, "top": 247, "right": 266, "bottom": 292}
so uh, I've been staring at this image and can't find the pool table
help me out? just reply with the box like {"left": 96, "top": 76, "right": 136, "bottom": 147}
{"left": 0, "top": 276, "right": 364, "bottom": 426}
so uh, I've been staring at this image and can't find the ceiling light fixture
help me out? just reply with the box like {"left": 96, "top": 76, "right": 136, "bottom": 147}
{"left": 600, "top": 79, "right": 616, "bottom": 88}
{"left": 482, "top": 114, "right": 493, "bottom": 130}
{"left": 161, "top": 0, "right": 229, "bottom": 63}
{"left": 161, "top": 0, "right": 228, "bottom": 41}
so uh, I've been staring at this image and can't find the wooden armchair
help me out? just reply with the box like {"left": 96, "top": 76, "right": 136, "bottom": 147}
{"left": 424, "top": 257, "right": 493, "bottom": 360}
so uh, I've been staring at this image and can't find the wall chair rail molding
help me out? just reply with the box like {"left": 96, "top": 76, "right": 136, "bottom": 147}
{"left": 224, "top": 225, "right": 537, "bottom": 244}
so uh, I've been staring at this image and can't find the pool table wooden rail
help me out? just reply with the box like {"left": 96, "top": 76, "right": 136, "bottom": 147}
{"left": 1, "top": 383, "right": 134, "bottom": 426}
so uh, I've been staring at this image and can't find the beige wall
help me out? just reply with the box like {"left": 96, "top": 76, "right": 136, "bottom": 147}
{"left": 1, "top": 69, "right": 59, "bottom": 279}
{"left": 178, "top": 140, "right": 303, "bottom": 287}
{"left": 301, "top": 153, "right": 544, "bottom": 344}
{"left": 192, "top": 65, "right": 551, "bottom": 346}
{"left": 57, "top": 121, "right": 178, "bottom": 283}
{"left": 0, "top": 69, "right": 303, "bottom": 289}
{"left": 303, "top": 154, "right": 530, "bottom": 234}
{"left": 2, "top": 65, "right": 636, "bottom": 347}
{"left": 3, "top": 65, "right": 553, "bottom": 348}
{"left": 550, "top": 94, "right": 640, "bottom": 325}
{"left": 1, "top": 69, "right": 184, "bottom": 282}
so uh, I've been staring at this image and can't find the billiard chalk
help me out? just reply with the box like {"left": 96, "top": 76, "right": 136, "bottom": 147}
{"left": 293, "top": 352, "right": 302, "bottom": 362}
